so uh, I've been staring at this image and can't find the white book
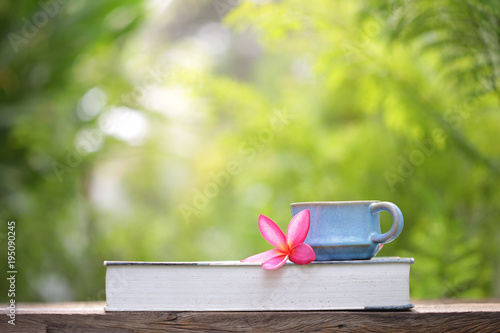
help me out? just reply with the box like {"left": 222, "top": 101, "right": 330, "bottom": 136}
{"left": 104, "top": 257, "right": 414, "bottom": 311}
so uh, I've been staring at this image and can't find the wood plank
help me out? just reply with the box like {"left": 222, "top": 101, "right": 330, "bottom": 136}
{"left": 413, "top": 299, "right": 500, "bottom": 312}
{"left": 1, "top": 301, "right": 499, "bottom": 332}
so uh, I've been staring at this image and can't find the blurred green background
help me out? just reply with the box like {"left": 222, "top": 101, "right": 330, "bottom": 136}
{"left": 1, "top": 0, "right": 499, "bottom": 302}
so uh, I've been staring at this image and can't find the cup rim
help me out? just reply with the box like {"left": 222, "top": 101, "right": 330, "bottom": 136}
{"left": 291, "top": 200, "right": 380, "bottom": 206}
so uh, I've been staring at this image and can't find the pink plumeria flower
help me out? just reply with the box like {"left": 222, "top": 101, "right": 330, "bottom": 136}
{"left": 241, "top": 210, "right": 316, "bottom": 269}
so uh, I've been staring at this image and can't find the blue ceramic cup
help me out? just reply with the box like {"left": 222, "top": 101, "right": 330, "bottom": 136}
{"left": 290, "top": 201, "right": 404, "bottom": 261}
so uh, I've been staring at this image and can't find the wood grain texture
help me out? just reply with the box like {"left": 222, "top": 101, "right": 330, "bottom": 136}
{"left": 1, "top": 301, "right": 499, "bottom": 332}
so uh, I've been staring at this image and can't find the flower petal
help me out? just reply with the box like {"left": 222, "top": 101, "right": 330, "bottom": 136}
{"left": 286, "top": 209, "right": 310, "bottom": 249}
{"left": 258, "top": 214, "right": 288, "bottom": 252}
{"left": 241, "top": 248, "right": 286, "bottom": 263}
{"left": 289, "top": 243, "right": 316, "bottom": 265}
{"left": 262, "top": 254, "right": 288, "bottom": 270}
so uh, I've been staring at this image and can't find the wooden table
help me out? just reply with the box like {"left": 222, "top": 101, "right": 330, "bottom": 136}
{"left": 1, "top": 300, "right": 499, "bottom": 332}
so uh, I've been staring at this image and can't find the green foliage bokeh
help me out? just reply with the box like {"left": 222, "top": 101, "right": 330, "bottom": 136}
{"left": 1, "top": 0, "right": 499, "bottom": 301}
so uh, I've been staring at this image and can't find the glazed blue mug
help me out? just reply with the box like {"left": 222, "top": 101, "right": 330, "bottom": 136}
{"left": 290, "top": 201, "right": 404, "bottom": 261}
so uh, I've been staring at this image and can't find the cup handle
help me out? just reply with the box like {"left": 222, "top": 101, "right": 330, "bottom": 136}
{"left": 370, "top": 202, "right": 404, "bottom": 244}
